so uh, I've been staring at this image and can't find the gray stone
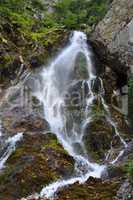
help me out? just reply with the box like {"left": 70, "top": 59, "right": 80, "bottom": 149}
{"left": 91, "top": 0, "right": 133, "bottom": 73}
{"left": 116, "top": 179, "right": 133, "bottom": 200}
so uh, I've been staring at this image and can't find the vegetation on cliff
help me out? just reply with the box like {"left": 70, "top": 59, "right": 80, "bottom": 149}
{"left": 0, "top": 0, "right": 110, "bottom": 83}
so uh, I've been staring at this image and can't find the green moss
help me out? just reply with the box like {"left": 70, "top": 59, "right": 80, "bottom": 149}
{"left": 43, "top": 137, "right": 67, "bottom": 154}
{"left": 83, "top": 116, "right": 113, "bottom": 162}
{"left": 108, "top": 165, "right": 126, "bottom": 178}
{"left": 125, "top": 160, "right": 133, "bottom": 178}
{"left": 57, "top": 178, "right": 121, "bottom": 200}
{"left": 0, "top": 133, "right": 74, "bottom": 200}
{"left": 0, "top": 166, "right": 13, "bottom": 184}
{"left": 0, "top": 54, "right": 15, "bottom": 69}
{"left": 91, "top": 103, "right": 105, "bottom": 120}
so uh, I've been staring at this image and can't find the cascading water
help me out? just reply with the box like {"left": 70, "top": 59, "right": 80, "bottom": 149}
{"left": 30, "top": 31, "right": 128, "bottom": 199}
{"left": 100, "top": 93, "right": 128, "bottom": 164}
{"left": 0, "top": 132, "right": 23, "bottom": 170}
{"left": 33, "top": 31, "right": 105, "bottom": 199}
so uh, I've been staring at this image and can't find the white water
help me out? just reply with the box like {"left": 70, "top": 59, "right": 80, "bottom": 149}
{"left": 0, "top": 132, "right": 23, "bottom": 170}
{"left": 100, "top": 95, "right": 128, "bottom": 164}
{"left": 33, "top": 31, "right": 105, "bottom": 199}
{"left": 30, "top": 31, "right": 128, "bottom": 199}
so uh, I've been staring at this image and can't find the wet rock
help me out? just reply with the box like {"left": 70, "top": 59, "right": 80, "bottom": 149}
{"left": 90, "top": 0, "right": 133, "bottom": 123}
{"left": 12, "top": 114, "right": 49, "bottom": 133}
{"left": 110, "top": 107, "right": 131, "bottom": 140}
{"left": 107, "top": 165, "right": 126, "bottom": 179}
{"left": 83, "top": 117, "right": 114, "bottom": 162}
{"left": 0, "top": 133, "right": 74, "bottom": 200}
{"left": 73, "top": 52, "right": 89, "bottom": 80}
{"left": 56, "top": 177, "right": 121, "bottom": 200}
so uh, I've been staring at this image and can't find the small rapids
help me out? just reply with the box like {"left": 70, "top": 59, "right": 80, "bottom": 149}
{"left": 0, "top": 133, "right": 23, "bottom": 170}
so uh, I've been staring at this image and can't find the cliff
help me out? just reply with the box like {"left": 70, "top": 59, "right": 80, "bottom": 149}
{"left": 91, "top": 0, "right": 133, "bottom": 74}
{"left": 90, "top": 0, "right": 133, "bottom": 126}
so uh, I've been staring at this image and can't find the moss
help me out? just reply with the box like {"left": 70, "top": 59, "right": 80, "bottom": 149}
{"left": 83, "top": 117, "right": 113, "bottom": 162}
{"left": 0, "top": 54, "right": 15, "bottom": 69}
{"left": 74, "top": 52, "right": 89, "bottom": 80}
{"left": 57, "top": 178, "right": 121, "bottom": 200}
{"left": 125, "top": 160, "right": 133, "bottom": 178}
{"left": 43, "top": 137, "right": 67, "bottom": 154}
{"left": 107, "top": 165, "right": 126, "bottom": 179}
{"left": 0, "top": 133, "right": 74, "bottom": 200}
{"left": 0, "top": 166, "right": 14, "bottom": 184}
{"left": 91, "top": 103, "right": 105, "bottom": 120}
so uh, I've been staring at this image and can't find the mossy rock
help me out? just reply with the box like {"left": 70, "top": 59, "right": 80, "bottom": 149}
{"left": 0, "top": 133, "right": 74, "bottom": 200}
{"left": 83, "top": 117, "right": 114, "bottom": 162}
{"left": 107, "top": 165, "right": 126, "bottom": 179}
{"left": 56, "top": 177, "right": 121, "bottom": 200}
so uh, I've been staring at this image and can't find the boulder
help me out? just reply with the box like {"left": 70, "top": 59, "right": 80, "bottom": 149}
{"left": 90, "top": 0, "right": 133, "bottom": 74}
{"left": 0, "top": 133, "right": 74, "bottom": 200}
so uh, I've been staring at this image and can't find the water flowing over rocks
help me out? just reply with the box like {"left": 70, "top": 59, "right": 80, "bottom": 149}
{"left": 0, "top": 129, "right": 74, "bottom": 200}
{"left": 0, "top": 29, "right": 132, "bottom": 200}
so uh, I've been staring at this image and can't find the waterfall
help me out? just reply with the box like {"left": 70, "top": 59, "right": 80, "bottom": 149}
{"left": 33, "top": 31, "right": 105, "bottom": 199}
{"left": 23, "top": 30, "right": 128, "bottom": 199}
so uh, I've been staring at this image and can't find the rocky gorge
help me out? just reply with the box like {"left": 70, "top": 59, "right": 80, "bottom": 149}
{"left": 0, "top": 0, "right": 133, "bottom": 200}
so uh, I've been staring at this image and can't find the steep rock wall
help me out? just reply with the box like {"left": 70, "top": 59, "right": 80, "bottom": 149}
{"left": 90, "top": 0, "right": 133, "bottom": 125}
{"left": 91, "top": 0, "right": 133, "bottom": 74}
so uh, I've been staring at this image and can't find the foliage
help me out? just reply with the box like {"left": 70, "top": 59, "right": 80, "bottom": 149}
{"left": 125, "top": 160, "right": 133, "bottom": 178}
{"left": 54, "top": 0, "right": 110, "bottom": 28}
{"left": 0, "top": 0, "right": 111, "bottom": 82}
{"left": 0, "top": 0, "right": 110, "bottom": 33}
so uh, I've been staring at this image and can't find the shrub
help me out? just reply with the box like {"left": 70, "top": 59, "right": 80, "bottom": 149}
{"left": 55, "top": 0, "right": 110, "bottom": 28}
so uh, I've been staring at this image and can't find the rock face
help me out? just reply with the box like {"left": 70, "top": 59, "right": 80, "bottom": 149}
{"left": 56, "top": 177, "right": 121, "bottom": 200}
{"left": 90, "top": 0, "right": 133, "bottom": 125}
{"left": 0, "top": 82, "right": 74, "bottom": 200}
{"left": 84, "top": 117, "right": 114, "bottom": 162}
{"left": 0, "top": 132, "right": 74, "bottom": 200}
{"left": 0, "top": 90, "right": 74, "bottom": 200}
{"left": 116, "top": 179, "right": 133, "bottom": 200}
{"left": 91, "top": 0, "right": 133, "bottom": 74}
